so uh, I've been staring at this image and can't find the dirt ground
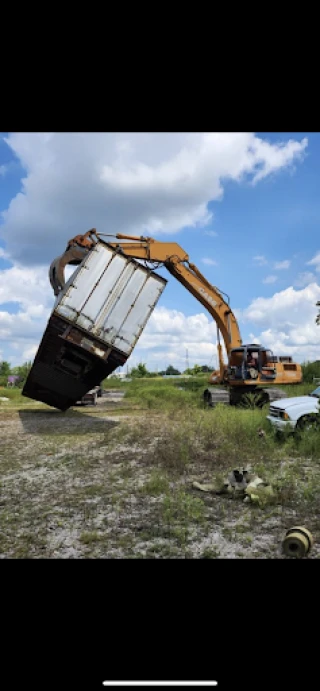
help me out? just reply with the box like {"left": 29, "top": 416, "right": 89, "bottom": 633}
{"left": 0, "top": 393, "right": 318, "bottom": 558}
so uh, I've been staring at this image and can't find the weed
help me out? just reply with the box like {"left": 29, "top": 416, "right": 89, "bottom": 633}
{"left": 239, "top": 392, "right": 268, "bottom": 410}
{"left": 154, "top": 430, "right": 192, "bottom": 473}
{"left": 80, "top": 531, "right": 101, "bottom": 544}
{"left": 160, "top": 490, "right": 205, "bottom": 545}
{"left": 200, "top": 547, "right": 220, "bottom": 558}
{"left": 234, "top": 523, "right": 250, "bottom": 534}
{"left": 242, "top": 535, "right": 253, "bottom": 545}
{"left": 139, "top": 472, "right": 170, "bottom": 496}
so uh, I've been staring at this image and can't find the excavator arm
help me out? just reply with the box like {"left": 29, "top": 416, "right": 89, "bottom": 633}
{"left": 46, "top": 228, "right": 302, "bottom": 409}
{"left": 49, "top": 229, "right": 242, "bottom": 380}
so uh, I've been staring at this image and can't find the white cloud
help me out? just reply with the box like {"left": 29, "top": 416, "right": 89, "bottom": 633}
{"left": 128, "top": 281, "right": 320, "bottom": 369}
{"left": 22, "top": 344, "right": 38, "bottom": 361}
{"left": 0, "top": 263, "right": 223, "bottom": 369}
{"left": 240, "top": 282, "right": 320, "bottom": 363}
{"left": 307, "top": 251, "right": 320, "bottom": 272}
{"left": 204, "top": 230, "right": 218, "bottom": 237}
{"left": 273, "top": 260, "right": 290, "bottom": 270}
{"left": 1, "top": 262, "right": 320, "bottom": 370}
{"left": 0, "top": 132, "right": 308, "bottom": 266}
{"left": 294, "top": 272, "right": 316, "bottom": 288}
{"left": 253, "top": 255, "right": 268, "bottom": 266}
{"left": 201, "top": 257, "right": 217, "bottom": 266}
{"left": 0, "top": 265, "right": 52, "bottom": 309}
{"left": 129, "top": 306, "right": 222, "bottom": 370}
{"left": 263, "top": 275, "right": 277, "bottom": 284}
{"left": 242, "top": 283, "right": 320, "bottom": 327}
{"left": 0, "top": 265, "right": 53, "bottom": 364}
{"left": 0, "top": 307, "right": 50, "bottom": 342}
{"left": 248, "top": 136, "right": 308, "bottom": 184}
{"left": 0, "top": 164, "right": 8, "bottom": 177}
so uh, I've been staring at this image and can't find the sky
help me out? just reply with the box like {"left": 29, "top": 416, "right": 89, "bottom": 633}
{"left": 1, "top": 131, "right": 320, "bottom": 374}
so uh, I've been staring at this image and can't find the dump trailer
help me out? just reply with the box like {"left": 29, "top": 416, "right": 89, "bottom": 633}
{"left": 22, "top": 240, "right": 167, "bottom": 411}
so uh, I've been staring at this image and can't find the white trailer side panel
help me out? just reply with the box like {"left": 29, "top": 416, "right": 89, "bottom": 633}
{"left": 54, "top": 241, "right": 166, "bottom": 357}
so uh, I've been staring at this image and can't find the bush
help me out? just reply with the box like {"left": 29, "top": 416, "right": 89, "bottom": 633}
{"left": 301, "top": 360, "right": 320, "bottom": 384}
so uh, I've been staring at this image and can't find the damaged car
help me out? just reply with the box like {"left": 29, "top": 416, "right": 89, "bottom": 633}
{"left": 267, "top": 386, "right": 320, "bottom": 432}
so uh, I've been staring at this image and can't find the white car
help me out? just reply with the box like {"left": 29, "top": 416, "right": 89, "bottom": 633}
{"left": 267, "top": 386, "right": 320, "bottom": 432}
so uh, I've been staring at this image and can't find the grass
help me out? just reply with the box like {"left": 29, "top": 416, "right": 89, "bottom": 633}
{"left": 0, "top": 377, "right": 320, "bottom": 558}
{"left": 139, "top": 471, "right": 170, "bottom": 495}
{"left": 123, "top": 379, "right": 198, "bottom": 411}
{"left": 116, "top": 377, "right": 318, "bottom": 412}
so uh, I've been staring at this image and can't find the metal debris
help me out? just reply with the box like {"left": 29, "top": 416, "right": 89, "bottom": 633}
{"left": 244, "top": 478, "right": 275, "bottom": 505}
{"left": 282, "top": 526, "right": 314, "bottom": 558}
{"left": 192, "top": 481, "right": 218, "bottom": 493}
{"left": 193, "top": 465, "right": 275, "bottom": 505}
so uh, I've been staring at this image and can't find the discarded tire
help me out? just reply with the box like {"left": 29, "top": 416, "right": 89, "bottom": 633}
{"left": 282, "top": 526, "right": 314, "bottom": 558}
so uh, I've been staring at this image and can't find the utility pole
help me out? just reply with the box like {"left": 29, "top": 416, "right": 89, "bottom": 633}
{"left": 186, "top": 348, "right": 189, "bottom": 371}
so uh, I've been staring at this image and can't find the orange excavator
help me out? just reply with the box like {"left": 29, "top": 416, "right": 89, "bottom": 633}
{"left": 49, "top": 229, "right": 302, "bottom": 407}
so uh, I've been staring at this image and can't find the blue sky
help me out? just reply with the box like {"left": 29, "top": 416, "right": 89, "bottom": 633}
{"left": 1, "top": 132, "right": 320, "bottom": 372}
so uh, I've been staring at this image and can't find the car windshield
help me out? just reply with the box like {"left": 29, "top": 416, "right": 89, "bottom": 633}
{"left": 310, "top": 386, "right": 320, "bottom": 398}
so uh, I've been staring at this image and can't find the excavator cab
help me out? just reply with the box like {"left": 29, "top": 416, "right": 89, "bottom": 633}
{"left": 228, "top": 344, "right": 276, "bottom": 383}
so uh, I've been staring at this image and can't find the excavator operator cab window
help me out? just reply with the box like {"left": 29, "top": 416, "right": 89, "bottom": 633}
{"left": 261, "top": 349, "right": 274, "bottom": 365}
{"left": 230, "top": 351, "right": 243, "bottom": 367}
{"left": 260, "top": 349, "right": 276, "bottom": 380}
{"left": 229, "top": 348, "right": 247, "bottom": 379}
{"left": 266, "top": 350, "right": 273, "bottom": 363}
{"left": 246, "top": 351, "right": 259, "bottom": 368}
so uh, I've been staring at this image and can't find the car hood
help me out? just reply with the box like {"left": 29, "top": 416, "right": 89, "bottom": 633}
{"left": 270, "top": 395, "right": 318, "bottom": 409}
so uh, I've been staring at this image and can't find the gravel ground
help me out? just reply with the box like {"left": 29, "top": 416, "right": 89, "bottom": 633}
{"left": 0, "top": 395, "right": 319, "bottom": 558}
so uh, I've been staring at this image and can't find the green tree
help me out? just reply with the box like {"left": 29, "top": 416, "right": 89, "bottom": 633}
{"left": 0, "top": 361, "right": 11, "bottom": 376}
{"left": 130, "top": 362, "right": 150, "bottom": 378}
{"left": 301, "top": 360, "right": 320, "bottom": 384}
{"left": 165, "top": 365, "right": 181, "bottom": 375}
{"left": 11, "top": 361, "right": 32, "bottom": 386}
{"left": 184, "top": 364, "right": 203, "bottom": 376}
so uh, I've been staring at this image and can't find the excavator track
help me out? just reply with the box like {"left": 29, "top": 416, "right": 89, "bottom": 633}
{"left": 203, "top": 387, "right": 230, "bottom": 407}
{"left": 204, "top": 386, "right": 289, "bottom": 408}
{"left": 265, "top": 388, "right": 288, "bottom": 403}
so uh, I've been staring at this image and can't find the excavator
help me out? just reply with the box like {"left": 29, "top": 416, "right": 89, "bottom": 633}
{"left": 48, "top": 228, "right": 302, "bottom": 408}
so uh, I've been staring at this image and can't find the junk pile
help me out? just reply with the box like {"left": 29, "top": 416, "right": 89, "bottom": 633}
{"left": 193, "top": 466, "right": 275, "bottom": 506}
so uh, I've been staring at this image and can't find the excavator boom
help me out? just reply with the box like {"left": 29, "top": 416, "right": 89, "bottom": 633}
{"left": 108, "top": 235, "right": 242, "bottom": 358}
{"left": 46, "top": 229, "right": 303, "bottom": 409}
{"left": 49, "top": 230, "right": 241, "bottom": 383}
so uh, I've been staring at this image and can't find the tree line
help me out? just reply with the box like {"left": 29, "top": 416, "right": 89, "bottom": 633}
{"left": 0, "top": 361, "right": 32, "bottom": 387}
{"left": 2, "top": 358, "right": 320, "bottom": 385}
{"left": 127, "top": 363, "right": 213, "bottom": 378}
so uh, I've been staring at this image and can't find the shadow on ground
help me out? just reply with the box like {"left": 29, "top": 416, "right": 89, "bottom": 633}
{"left": 18, "top": 408, "right": 120, "bottom": 435}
